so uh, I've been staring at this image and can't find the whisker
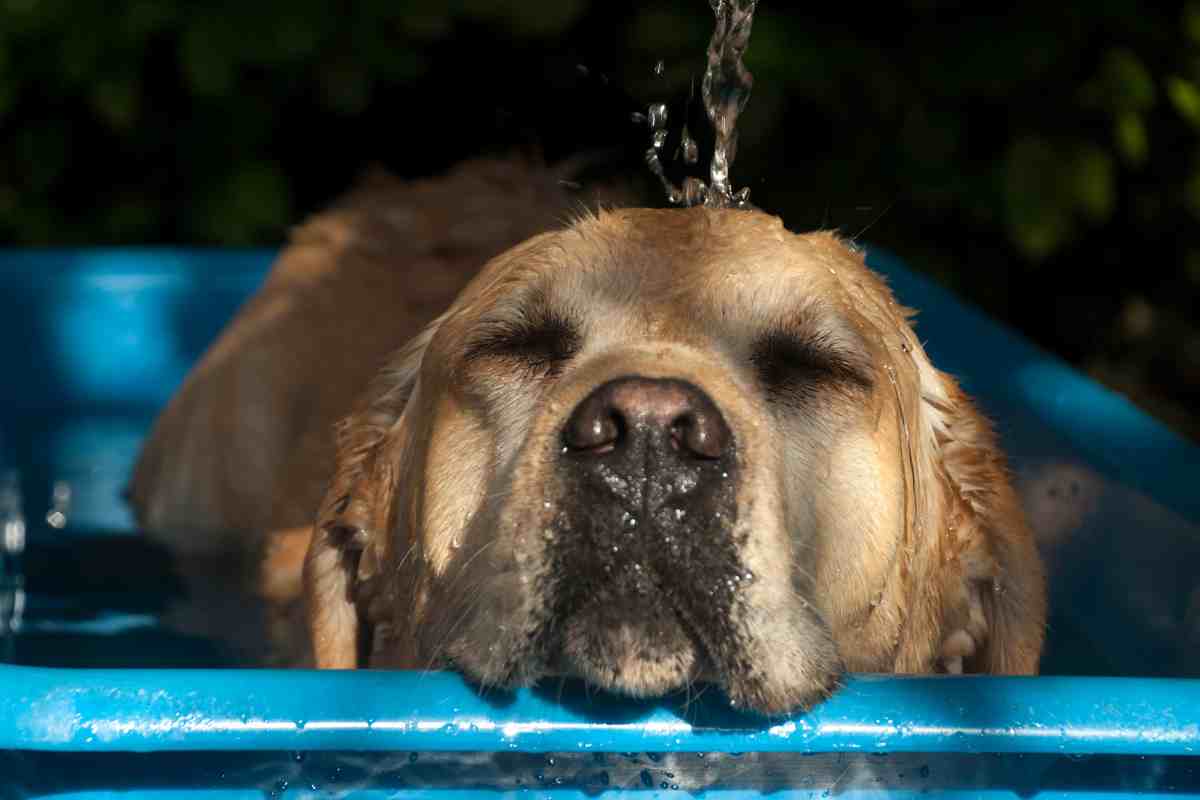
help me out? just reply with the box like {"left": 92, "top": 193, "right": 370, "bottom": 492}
{"left": 421, "top": 594, "right": 485, "bottom": 676}
{"left": 443, "top": 540, "right": 496, "bottom": 594}
{"left": 850, "top": 199, "right": 895, "bottom": 242}
{"left": 393, "top": 540, "right": 419, "bottom": 572}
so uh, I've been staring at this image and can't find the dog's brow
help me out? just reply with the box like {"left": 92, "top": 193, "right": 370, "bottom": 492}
{"left": 478, "top": 293, "right": 561, "bottom": 333}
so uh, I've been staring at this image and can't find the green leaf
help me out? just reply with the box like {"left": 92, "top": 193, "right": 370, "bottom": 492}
{"left": 1011, "top": 212, "right": 1071, "bottom": 261}
{"left": 180, "top": 20, "right": 237, "bottom": 96}
{"left": 1004, "top": 136, "right": 1072, "bottom": 260}
{"left": 1167, "top": 76, "right": 1200, "bottom": 128}
{"left": 1081, "top": 48, "right": 1156, "bottom": 114}
{"left": 1114, "top": 111, "right": 1148, "bottom": 165}
{"left": 203, "top": 162, "right": 291, "bottom": 245}
{"left": 90, "top": 78, "right": 139, "bottom": 131}
{"left": 318, "top": 62, "right": 373, "bottom": 116}
{"left": 1070, "top": 145, "right": 1115, "bottom": 222}
{"left": 1185, "top": 250, "right": 1200, "bottom": 285}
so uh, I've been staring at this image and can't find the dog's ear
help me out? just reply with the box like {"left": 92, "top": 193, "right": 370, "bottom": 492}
{"left": 923, "top": 372, "right": 1047, "bottom": 675}
{"left": 303, "top": 319, "right": 442, "bottom": 668}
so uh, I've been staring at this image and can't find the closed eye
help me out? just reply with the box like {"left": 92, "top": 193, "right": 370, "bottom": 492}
{"left": 750, "top": 329, "right": 874, "bottom": 404}
{"left": 463, "top": 310, "right": 580, "bottom": 378}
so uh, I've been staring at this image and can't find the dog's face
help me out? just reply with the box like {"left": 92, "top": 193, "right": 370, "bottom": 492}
{"left": 305, "top": 208, "right": 1045, "bottom": 715}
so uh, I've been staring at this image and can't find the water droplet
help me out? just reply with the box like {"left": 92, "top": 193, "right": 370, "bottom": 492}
{"left": 546, "top": 756, "right": 556, "bottom": 766}
{"left": 648, "top": 103, "right": 668, "bottom": 129}
{"left": 292, "top": 751, "right": 305, "bottom": 762}
{"left": 652, "top": 128, "right": 668, "bottom": 149}
{"left": 681, "top": 176, "right": 708, "bottom": 206}
{"left": 408, "top": 752, "right": 419, "bottom": 763}
{"left": 654, "top": 59, "right": 665, "bottom": 76}
{"left": 679, "top": 125, "right": 699, "bottom": 164}
{"left": 673, "top": 508, "right": 686, "bottom": 521}
{"left": 919, "top": 764, "right": 931, "bottom": 779}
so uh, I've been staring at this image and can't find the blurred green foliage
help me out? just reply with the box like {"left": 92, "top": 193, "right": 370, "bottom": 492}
{"left": 0, "top": 0, "right": 1197, "bottom": 435}
{"left": 0, "top": 0, "right": 1195, "bottom": 256}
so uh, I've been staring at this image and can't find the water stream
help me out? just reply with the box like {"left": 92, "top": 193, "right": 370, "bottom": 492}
{"left": 643, "top": 0, "right": 759, "bottom": 209}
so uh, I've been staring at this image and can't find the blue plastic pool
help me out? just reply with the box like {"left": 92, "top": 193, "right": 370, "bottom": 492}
{"left": 0, "top": 247, "right": 1197, "bottom": 798}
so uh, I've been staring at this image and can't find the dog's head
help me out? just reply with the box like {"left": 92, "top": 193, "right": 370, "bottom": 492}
{"left": 304, "top": 207, "right": 1045, "bottom": 714}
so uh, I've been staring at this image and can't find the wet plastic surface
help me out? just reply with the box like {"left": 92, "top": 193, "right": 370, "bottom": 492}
{"left": 0, "top": 247, "right": 1197, "bottom": 798}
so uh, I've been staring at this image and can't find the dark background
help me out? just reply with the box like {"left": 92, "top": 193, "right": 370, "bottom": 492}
{"left": 1, "top": 1, "right": 1197, "bottom": 440}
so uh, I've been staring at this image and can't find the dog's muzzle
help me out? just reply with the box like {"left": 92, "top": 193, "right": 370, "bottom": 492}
{"left": 546, "top": 375, "right": 743, "bottom": 685}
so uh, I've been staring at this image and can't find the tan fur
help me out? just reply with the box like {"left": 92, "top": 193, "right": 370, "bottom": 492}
{"left": 131, "top": 163, "right": 1045, "bottom": 713}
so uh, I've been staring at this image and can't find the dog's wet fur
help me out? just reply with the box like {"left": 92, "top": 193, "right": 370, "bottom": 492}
{"left": 130, "top": 158, "right": 1046, "bottom": 715}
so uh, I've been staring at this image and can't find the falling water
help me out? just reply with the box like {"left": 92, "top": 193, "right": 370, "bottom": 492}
{"left": 701, "top": 0, "right": 757, "bottom": 207}
{"left": 641, "top": 0, "right": 759, "bottom": 209}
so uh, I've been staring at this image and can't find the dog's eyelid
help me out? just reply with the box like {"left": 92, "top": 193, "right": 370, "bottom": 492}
{"left": 461, "top": 308, "right": 580, "bottom": 368}
{"left": 752, "top": 328, "right": 875, "bottom": 391}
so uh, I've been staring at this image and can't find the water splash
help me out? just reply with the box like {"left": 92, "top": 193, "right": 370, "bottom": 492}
{"left": 44, "top": 480, "right": 71, "bottom": 530}
{"left": 701, "top": 0, "right": 758, "bottom": 207}
{"left": 641, "top": 0, "right": 759, "bottom": 209}
{"left": 0, "top": 471, "right": 25, "bottom": 655}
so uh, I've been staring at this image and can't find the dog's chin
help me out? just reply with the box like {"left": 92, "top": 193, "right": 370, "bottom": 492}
{"left": 555, "top": 603, "right": 706, "bottom": 698}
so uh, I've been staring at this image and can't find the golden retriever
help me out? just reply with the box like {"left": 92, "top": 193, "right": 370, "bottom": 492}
{"left": 130, "top": 157, "right": 1045, "bottom": 715}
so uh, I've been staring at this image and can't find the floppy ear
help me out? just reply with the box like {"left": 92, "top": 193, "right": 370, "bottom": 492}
{"left": 303, "top": 319, "right": 442, "bottom": 668}
{"left": 924, "top": 373, "right": 1048, "bottom": 675}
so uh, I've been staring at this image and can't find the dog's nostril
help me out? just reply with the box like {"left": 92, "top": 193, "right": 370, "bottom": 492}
{"left": 563, "top": 405, "right": 623, "bottom": 453}
{"left": 669, "top": 412, "right": 725, "bottom": 459}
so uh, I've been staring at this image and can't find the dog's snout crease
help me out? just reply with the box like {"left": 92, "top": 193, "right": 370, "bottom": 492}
{"left": 562, "top": 376, "right": 731, "bottom": 460}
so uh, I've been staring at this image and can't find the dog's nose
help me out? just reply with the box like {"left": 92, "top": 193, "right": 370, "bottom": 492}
{"left": 562, "top": 376, "right": 731, "bottom": 460}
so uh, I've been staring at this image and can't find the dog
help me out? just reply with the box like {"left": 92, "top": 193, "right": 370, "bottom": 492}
{"left": 130, "top": 157, "right": 1045, "bottom": 715}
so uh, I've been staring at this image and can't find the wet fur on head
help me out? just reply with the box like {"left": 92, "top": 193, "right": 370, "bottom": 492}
{"left": 306, "top": 206, "right": 1045, "bottom": 714}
